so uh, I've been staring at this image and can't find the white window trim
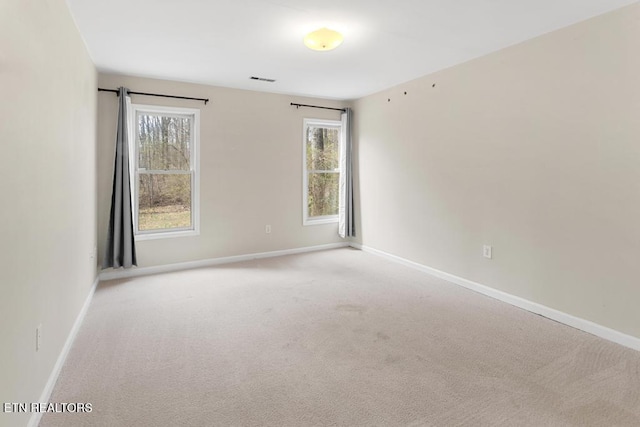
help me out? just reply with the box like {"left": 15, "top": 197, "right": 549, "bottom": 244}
{"left": 127, "top": 102, "right": 200, "bottom": 240}
{"left": 302, "top": 118, "right": 342, "bottom": 226}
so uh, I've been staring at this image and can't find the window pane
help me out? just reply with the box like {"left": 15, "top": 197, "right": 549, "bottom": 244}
{"left": 306, "top": 126, "right": 340, "bottom": 171}
{"left": 308, "top": 172, "right": 339, "bottom": 217}
{"left": 137, "top": 113, "right": 191, "bottom": 170}
{"left": 138, "top": 173, "right": 191, "bottom": 231}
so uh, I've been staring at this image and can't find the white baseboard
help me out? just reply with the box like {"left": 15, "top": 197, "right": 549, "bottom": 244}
{"left": 100, "top": 242, "right": 351, "bottom": 281}
{"left": 28, "top": 276, "right": 100, "bottom": 427}
{"left": 350, "top": 243, "right": 640, "bottom": 352}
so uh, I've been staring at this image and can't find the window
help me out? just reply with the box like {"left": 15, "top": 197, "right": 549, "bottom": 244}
{"left": 303, "top": 118, "right": 342, "bottom": 225}
{"left": 128, "top": 103, "right": 200, "bottom": 239}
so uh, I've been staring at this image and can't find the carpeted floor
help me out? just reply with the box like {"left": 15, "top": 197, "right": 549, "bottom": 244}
{"left": 41, "top": 248, "right": 640, "bottom": 426}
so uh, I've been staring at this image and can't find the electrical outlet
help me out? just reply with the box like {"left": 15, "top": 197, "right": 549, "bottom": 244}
{"left": 36, "top": 324, "right": 42, "bottom": 352}
{"left": 483, "top": 245, "right": 492, "bottom": 259}
{"left": 265, "top": 225, "right": 271, "bottom": 234}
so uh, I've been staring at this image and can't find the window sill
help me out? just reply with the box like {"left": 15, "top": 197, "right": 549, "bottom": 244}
{"left": 303, "top": 216, "right": 339, "bottom": 226}
{"left": 135, "top": 229, "right": 199, "bottom": 241}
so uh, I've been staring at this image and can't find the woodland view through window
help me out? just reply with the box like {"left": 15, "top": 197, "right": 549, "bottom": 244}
{"left": 130, "top": 104, "right": 199, "bottom": 238}
{"left": 303, "top": 119, "right": 342, "bottom": 225}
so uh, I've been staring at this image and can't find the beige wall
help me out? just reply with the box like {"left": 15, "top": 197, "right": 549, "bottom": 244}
{"left": 2, "top": 3, "right": 637, "bottom": 422}
{"left": 353, "top": 4, "right": 640, "bottom": 338}
{"left": 0, "top": 0, "right": 97, "bottom": 425}
{"left": 98, "top": 74, "right": 348, "bottom": 268}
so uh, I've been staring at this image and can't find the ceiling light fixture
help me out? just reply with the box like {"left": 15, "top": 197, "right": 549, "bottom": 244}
{"left": 304, "top": 27, "right": 343, "bottom": 51}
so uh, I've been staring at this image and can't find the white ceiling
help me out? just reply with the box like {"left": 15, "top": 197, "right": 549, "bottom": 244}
{"left": 66, "top": 0, "right": 637, "bottom": 100}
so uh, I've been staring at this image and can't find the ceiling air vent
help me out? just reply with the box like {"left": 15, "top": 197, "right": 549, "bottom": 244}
{"left": 250, "top": 76, "right": 276, "bottom": 83}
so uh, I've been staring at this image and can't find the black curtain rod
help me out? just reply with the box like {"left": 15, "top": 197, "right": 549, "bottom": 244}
{"left": 98, "top": 88, "right": 209, "bottom": 105}
{"left": 290, "top": 102, "right": 345, "bottom": 112}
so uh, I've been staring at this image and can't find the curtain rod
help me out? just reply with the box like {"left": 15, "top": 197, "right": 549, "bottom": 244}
{"left": 290, "top": 102, "right": 345, "bottom": 112}
{"left": 98, "top": 88, "right": 209, "bottom": 105}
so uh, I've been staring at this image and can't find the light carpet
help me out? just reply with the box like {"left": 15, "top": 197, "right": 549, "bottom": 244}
{"left": 41, "top": 248, "right": 640, "bottom": 426}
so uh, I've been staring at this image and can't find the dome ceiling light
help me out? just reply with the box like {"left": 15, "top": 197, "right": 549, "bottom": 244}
{"left": 304, "top": 27, "right": 343, "bottom": 51}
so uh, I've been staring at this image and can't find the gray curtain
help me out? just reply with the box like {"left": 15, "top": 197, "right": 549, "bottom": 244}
{"left": 103, "top": 87, "right": 137, "bottom": 269}
{"left": 339, "top": 108, "right": 355, "bottom": 238}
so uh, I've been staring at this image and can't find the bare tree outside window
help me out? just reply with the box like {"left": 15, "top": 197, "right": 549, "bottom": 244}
{"left": 304, "top": 121, "right": 341, "bottom": 222}
{"left": 136, "top": 113, "right": 193, "bottom": 231}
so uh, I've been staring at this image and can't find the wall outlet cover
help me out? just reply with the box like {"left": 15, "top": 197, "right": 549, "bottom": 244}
{"left": 483, "top": 245, "right": 492, "bottom": 259}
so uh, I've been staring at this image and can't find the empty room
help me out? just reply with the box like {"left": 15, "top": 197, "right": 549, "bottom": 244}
{"left": 2, "top": 0, "right": 640, "bottom": 426}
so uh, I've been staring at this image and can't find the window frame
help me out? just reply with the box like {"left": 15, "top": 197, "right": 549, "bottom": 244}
{"left": 302, "top": 118, "right": 342, "bottom": 226}
{"left": 127, "top": 102, "right": 200, "bottom": 240}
